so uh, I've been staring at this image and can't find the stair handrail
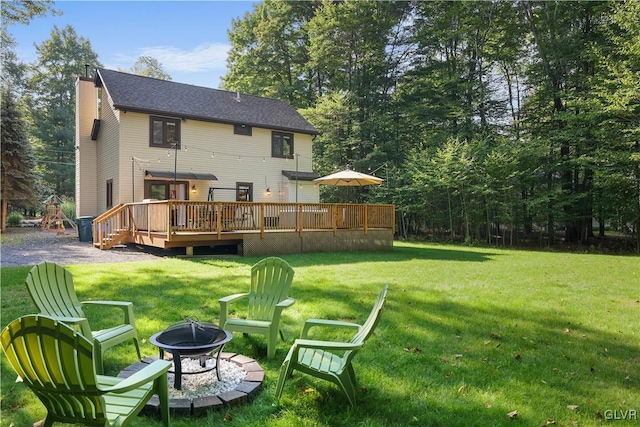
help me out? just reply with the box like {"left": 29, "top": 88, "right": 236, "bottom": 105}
{"left": 93, "top": 204, "right": 131, "bottom": 249}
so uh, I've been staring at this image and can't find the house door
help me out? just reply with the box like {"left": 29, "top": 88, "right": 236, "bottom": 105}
{"left": 170, "top": 183, "right": 188, "bottom": 200}
{"left": 145, "top": 181, "right": 188, "bottom": 200}
{"left": 145, "top": 181, "right": 188, "bottom": 226}
{"left": 236, "top": 183, "right": 253, "bottom": 202}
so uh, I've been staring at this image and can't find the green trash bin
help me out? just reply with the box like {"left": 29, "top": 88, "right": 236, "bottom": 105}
{"left": 77, "top": 216, "right": 94, "bottom": 242}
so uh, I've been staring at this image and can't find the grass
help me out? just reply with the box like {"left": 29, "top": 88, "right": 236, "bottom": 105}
{"left": 1, "top": 242, "right": 638, "bottom": 426}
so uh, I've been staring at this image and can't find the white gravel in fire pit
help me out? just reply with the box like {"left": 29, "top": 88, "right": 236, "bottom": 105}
{"left": 168, "top": 358, "right": 246, "bottom": 399}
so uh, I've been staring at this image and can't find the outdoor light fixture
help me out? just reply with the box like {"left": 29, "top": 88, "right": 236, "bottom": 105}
{"left": 266, "top": 187, "right": 271, "bottom": 195}
{"left": 191, "top": 185, "right": 196, "bottom": 193}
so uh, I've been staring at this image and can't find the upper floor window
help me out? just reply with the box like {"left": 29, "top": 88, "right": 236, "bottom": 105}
{"left": 150, "top": 116, "right": 180, "bottom": 148}
{"left": 272, "top": 131, "right": 293, "bottom": 159}
{"left": 234, "top": 123, "right": 252, "bottom": 136}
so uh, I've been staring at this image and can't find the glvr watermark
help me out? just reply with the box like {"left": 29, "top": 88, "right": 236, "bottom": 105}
{"left": 604, "top": 409, "right": 637, "bottom": 421}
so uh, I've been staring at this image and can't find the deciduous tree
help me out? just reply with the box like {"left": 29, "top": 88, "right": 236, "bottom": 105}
{"left": 223, "top": 0, "right": 317, "bottom": 108}
{"left": 1, "top": 0, "right": 58, "bottom": 25}
{"left": 122, "top": 56, "right": 172, "bottom": 80}
{"left": 25, "top": 25, "right": 101, "bottom": 197}
{"left": 221, "top": 0, "right": 638, "bottom": 250}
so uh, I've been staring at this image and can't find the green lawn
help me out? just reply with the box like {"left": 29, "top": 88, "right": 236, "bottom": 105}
{"left": 1, "top": 242, "right": 638, "bottom": 426}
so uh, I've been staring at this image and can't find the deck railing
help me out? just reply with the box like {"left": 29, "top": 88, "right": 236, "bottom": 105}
{"left": 94, "top": 201, "right": 395, "bottom": 249}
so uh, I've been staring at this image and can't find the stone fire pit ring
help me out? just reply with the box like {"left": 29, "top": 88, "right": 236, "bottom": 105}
{"left": 118, "top": 352, "right": 264, "bottom": 416}
{"left": 148, "top": 320, "right": 233, "bottom": 390}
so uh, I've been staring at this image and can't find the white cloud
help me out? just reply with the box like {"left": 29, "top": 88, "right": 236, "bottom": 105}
{"left": 141, "top": 42, "right": 231, "bottom": 72}
{"left": 112, "top": 42, "right": 231, "bottom": 73}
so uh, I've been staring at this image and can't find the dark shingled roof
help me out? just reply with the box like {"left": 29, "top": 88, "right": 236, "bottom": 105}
{"left": 95, "top": 68, "right": 318, "bottom": 135}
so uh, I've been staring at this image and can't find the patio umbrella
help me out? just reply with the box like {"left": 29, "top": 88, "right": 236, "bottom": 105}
{"left": 313, "top": 169, "right": 383, "bottom": 187}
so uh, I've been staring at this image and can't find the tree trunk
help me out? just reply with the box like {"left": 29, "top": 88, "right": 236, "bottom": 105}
{"left": 1, "top": 199, "right": 7, "bottom": 233}
{"left": 447, "top": 190, "right": 454, "bottom": 239}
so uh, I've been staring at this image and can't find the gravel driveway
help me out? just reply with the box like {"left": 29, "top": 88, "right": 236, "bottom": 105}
{"left": 1, "top": 228, "right": 164, "bottom": 267}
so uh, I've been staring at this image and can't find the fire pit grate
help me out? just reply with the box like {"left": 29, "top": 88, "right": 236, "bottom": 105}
{"left": 149, "top": 319, "right": 233, "bottom": 390}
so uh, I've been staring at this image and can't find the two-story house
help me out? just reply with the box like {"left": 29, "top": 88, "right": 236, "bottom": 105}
{"left": 76, "top": 68, "right": 394, "bottom": 256}
{"left": 76, "top": 68, "right": 319, "bottom": 217}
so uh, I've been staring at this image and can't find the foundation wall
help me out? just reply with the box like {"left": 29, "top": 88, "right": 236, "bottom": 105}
{"left": 242, "top": 229, "right": 393, "bottom": 257}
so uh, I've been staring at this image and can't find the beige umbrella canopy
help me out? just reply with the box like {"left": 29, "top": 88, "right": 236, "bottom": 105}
{"left": 313, "top": 169, "right": 383, "bottom": 186}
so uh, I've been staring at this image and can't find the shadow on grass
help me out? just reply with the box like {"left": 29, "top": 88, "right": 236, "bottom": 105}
{"left": 125, "top": 241, "right": 499, "bottom": 267}
{"left": 357, "top": 295, "right": 638, "bottom": 426}
{"left": 2, "top": 246, "right": 635, "bottom": 426}
{"left": 271, "top": 297, "right": 637, "bottom": 426}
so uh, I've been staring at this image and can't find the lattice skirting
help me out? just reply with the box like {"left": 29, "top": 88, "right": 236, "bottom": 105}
{"left": 242, "top": 229, "right": 393, "bottom": 256}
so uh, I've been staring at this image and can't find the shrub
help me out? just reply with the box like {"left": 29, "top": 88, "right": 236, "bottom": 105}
{"left": 6, "top": 211, "right": 24, "bottom": 227}
{"left": 61, "top": 201, "right": 76, "bottom": 222}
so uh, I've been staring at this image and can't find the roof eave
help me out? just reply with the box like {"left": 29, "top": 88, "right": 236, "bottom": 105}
{"left": 112, "top": 104, "right": 319, "bottom": 135}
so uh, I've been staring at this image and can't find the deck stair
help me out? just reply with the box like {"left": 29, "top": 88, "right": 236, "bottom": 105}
{"left": 93, "top": 204, "right": 132, "bottom": 250}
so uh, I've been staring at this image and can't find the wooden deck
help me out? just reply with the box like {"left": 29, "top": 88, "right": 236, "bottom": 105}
{"left": 93, "top": 201, "right": 395, "bottom": 255}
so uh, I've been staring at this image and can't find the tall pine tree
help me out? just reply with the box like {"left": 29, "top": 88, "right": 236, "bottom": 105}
{"left": 1, "top": 88, "right": 39, "bottom": 231}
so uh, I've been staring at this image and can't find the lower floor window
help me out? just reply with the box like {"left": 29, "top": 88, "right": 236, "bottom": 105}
{"left": 106, "top": 179, "right": 113, "bottom": 209}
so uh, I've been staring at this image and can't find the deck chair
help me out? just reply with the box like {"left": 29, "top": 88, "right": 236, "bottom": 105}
{"left": 275, "top": 285, "right": 389, "bottom": 406}
{"left": 25, "top": 261, "right": 141, "bottom": 374}
{"left": 1, "top": 315, "right": 172, "bottom": 427}
{"left": 219, "top": 257, "right": 295, "bottom": 359}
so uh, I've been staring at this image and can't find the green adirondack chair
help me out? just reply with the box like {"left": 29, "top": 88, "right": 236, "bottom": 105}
{"left": 25, "top": 261, "right": 141, "bottom": 374}
{"left": 275, "top": 285, "right": 389, "bottom": 406}
{"left": 219, "top": 257, "right": 295, "bottom": 359}
{"left": 1, "top": 314, "right": 172, "bottom": 427}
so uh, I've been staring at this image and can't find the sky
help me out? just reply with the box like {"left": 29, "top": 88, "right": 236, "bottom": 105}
{"left": 7, "top": 1, "right": 257, "bottom": 89}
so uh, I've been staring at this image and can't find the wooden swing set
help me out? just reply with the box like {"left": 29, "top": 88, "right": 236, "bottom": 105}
{"left": 40, "top": 195, "right": 76, "bottom": 233}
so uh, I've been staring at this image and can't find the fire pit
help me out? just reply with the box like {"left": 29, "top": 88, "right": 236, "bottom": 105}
{"left": 149, "top": 320, "right": 233, "bottom": 390}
